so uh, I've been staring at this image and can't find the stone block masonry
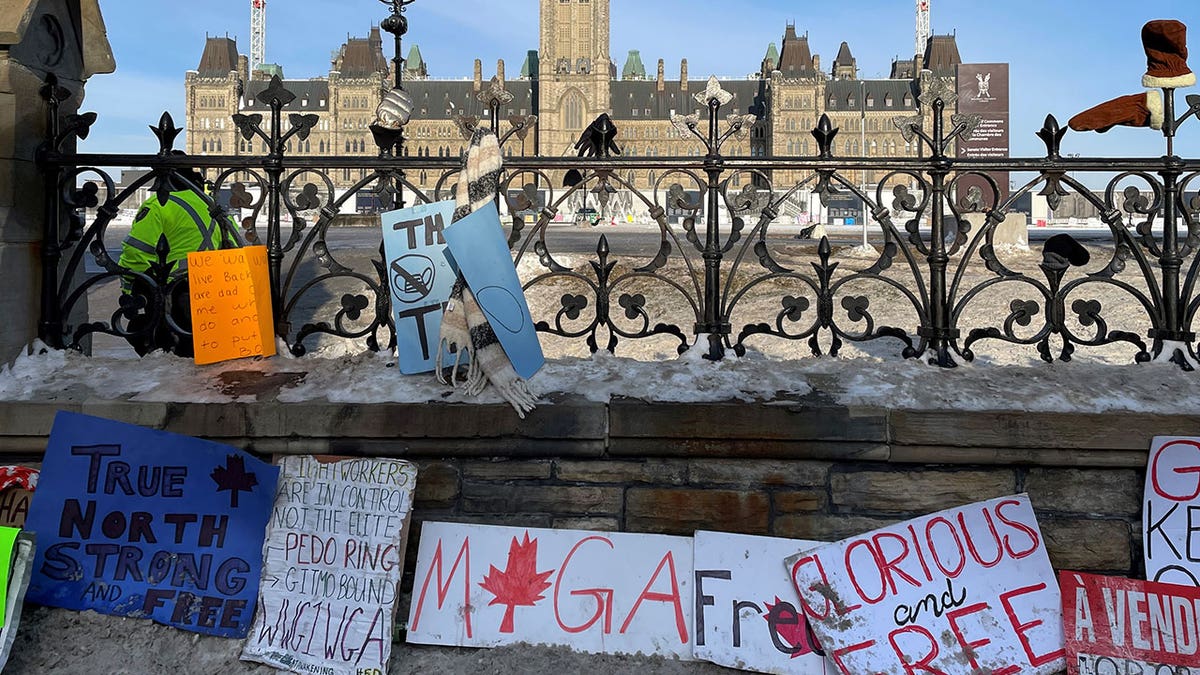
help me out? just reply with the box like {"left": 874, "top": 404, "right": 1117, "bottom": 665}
{"left": 0, "top": 395, "right": 1159, "bottom": 578}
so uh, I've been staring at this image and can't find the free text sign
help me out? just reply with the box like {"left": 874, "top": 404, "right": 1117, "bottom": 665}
{"left": 786, "top": 495, "right": 1065, "bottom": 674}
{"left": 24, "top": 412, "right": 278, "bottom": 638}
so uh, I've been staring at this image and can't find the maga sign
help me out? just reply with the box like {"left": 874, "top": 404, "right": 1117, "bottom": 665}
{"left": 242, "top": 456, "right": 417, "bottom": 675}
{"left": 1145, "top": 437, "right": 1200, "bottom": 587}
{"left": 786, "top": 495, "right": 1065, "bottom": 675}
{"left": 381, "top": 200, "right": 460, "bottom": 374}
{"left": 407, "top": 522, "right": 693, "bottom": 659}
{"left": 24, "top": 412, "right": 278, "bottom": 638}
{"left": 1061, "top": 571, "right": 1199, "bottom": 675}
{"left": 693, "top": 531, "right": 831, "bottom": 675}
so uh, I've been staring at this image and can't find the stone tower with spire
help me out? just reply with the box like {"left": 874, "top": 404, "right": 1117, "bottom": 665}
{"left": 538, "top": 0, "right": 612, "bottom": 157}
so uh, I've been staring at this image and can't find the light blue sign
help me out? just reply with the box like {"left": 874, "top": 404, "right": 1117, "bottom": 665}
{"left": 381, "top": 200, "right": 461, "bottom": 374}
{"left": 24, "top": 411, "right": 278, "bottom": 638}
{"left": 444, "top": 202, "right": 544, "bottom": 379}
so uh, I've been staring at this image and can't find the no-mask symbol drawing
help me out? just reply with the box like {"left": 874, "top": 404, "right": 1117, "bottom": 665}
{"left": 390, "top": 254, "right": 437, "bottom": 304}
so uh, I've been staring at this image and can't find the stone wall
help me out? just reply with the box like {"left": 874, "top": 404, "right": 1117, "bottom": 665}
{"left": 0, "top": 395, "right": 1165, "bottom": 576}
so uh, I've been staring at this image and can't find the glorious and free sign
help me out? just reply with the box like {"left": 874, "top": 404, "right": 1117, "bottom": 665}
{"left": 786, "top": 495, "right": 1065, "bottom": 674}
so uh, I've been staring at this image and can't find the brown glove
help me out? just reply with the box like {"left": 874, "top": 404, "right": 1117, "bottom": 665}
{"left": 1068, "top": 91, "right": 1164, "bottom": 133}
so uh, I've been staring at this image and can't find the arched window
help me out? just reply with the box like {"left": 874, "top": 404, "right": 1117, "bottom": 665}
{"left": 202, "top": 139, "right": 208, "bottom": 153}
{"left": 828, "top": 94, "right": 837, "bottom": 108}
{"left": 903, "top": 93, "right": 914, "bottom": 107}
{"left": 563, "top": 90, "right": 585, "bottom": 132}
{"left": 884, "top": 93, "right": 894, "bottom": 107}
{"left": 346, "top": 140, "right": 351, "bottom": 152}
{"left": 216, "top": 139, "right": 222, "bottom": 152}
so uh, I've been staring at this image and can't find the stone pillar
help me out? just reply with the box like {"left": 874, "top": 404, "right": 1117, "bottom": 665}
{"left": 0, "top": 0, "right": 113, "bottom": 364}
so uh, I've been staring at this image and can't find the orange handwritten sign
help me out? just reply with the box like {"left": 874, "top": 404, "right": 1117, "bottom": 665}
{"left": 187, "top": 246, "right": 276, "bottom": 365}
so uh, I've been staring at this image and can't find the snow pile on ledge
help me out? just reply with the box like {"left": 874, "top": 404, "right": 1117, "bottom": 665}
{"left": 3, "top": 339, "right": 1200, "bottom": 413}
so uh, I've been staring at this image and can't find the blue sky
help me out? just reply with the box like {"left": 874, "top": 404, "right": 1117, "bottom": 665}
{"left": 82, "top": 0, "right": 1199, "bottom": 159}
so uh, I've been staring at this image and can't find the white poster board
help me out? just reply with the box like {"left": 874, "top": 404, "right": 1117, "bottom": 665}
{"left": 406, "top": 522, "right": 694, "bottom": 659}
{"left": 693, "top": 531, "right": 831, "bottom": 675}
{"left": 241, "top": 456, "right": 417, "bottom": 675}
{"left": 1144, "top": 436, "right": 1200, "bottom": 586}
{"left": 786, "top": 495, "right": 1065, "bottom": 674}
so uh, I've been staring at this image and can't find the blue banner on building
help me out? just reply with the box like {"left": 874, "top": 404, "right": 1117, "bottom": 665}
{"left": 24, "top": 411, "right": 278, "bottom": 638}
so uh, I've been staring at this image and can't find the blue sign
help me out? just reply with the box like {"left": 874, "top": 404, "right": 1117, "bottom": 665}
{"left": 381, "top": 200, "right": 462, "bottom": 374}
{"left": 444, "top": 202, "right": 544, "bottom": 379}
{"left": 24, "top": 411, "right": 278, "bottom": 638}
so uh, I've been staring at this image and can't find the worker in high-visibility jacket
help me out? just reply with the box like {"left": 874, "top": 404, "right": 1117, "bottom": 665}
{"left": 119, "top": 166, "right": 242, "bottom": 356}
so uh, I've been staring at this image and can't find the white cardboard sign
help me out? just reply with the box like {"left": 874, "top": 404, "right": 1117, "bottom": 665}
{"left": 785, "top": 495, "right": 1065, "bottom": 675}
{"left": 241, "top": 456, "right": 417, "bottom": 675}
{"left": 406, "top": 522, "right": 694, "bottom": 659}
{"left": 1144, "top": 436, "right": 1200, "bottom": 587}
{"left": 693, "top": 531, "right": 832, "bottom": 675}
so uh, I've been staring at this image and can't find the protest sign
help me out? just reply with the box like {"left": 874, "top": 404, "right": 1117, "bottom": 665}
{"left": 0, "top": 467, "right": 37, "bottom": 528}
{"left": 188, "top": 245, "right": 275, "bottom": 365}
{"left": 242, "top": 456, "right": 417, "bottom": 675}
{"left": 693, "top": 531, "right": 831, "bottom": 675}
{"left": 407, "top": 522, "right": 693, "bottom": 659}
{"left": 1061, "top": 571, "right": 1199, "bottom": 675}
{"left": 24, "top": 411, "right": 278, "bottom": 638}
{"left": 0, "top": 531, "right": 34, "bottom": 670}
{"left": 443, "top": 202, "right": 544, "bottom": 379}
{"left": 381, "top": 200, "right": 461, "bottom": 374}
{"left": 786, "top": 495, "right": 1065, "bottom": 674}
{"left": 1144, "top": 436, "right": 1200, "bottom": 587}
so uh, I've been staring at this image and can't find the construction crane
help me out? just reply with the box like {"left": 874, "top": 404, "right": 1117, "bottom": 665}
{"left": 915, "top": 0, "right": 930, "bottom": 60}
{"left": 250, "top": 0, "right": 266, "bottom": 74}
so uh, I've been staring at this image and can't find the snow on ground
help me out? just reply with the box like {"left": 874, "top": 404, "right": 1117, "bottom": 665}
{"left": 2, "top": 336, "right": 1198, "bottom": 414}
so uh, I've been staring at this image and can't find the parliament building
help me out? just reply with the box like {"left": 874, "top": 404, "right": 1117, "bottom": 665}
{"left": 184, "top": 0, "right": 967, "bottom": 196}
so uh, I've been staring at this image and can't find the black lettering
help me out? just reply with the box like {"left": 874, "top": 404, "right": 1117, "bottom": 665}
{"left": 199, "top": 515, "right": 228, "bottom": 548}
{"left": 40, "top": 542, "right": 82, "bottom": 581}
{"left": 215, "top": 557, "right": 249, "bottom": 596}
{"left": 72, "top": 444, "right": 122, "bottom": 493}
{"left": 1147, "top": 500, "right": 1183, "bottom": 561}
{"left": 732, "top": 600, "right": 762, "bottom": 649}
{"left": 59, "top": 499, "right": 95, "bottom": 538}
{"left": 693, "top": 570, "right": 731, "bottom": 647}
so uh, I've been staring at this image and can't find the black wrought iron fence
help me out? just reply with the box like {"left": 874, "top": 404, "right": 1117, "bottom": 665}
{"left": 33, "top": 33, "right": 1200, "bottom": 370}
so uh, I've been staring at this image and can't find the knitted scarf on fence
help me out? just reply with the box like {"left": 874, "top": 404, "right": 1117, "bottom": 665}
{"left": 436, "top": 128, "right": 539, "bottom": 417}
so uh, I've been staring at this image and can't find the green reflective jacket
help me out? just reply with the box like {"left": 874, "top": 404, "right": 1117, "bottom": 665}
{"left": 118, "top": 190, "right": 241, "bottom": 283}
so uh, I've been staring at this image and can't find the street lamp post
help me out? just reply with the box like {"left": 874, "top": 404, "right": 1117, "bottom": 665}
{"left": 860, "top": 78, "right": 868, "bottom": 247}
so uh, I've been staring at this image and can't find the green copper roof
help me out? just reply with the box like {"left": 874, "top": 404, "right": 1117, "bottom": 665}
{"left": 764, "top": 42, "right": 779, "bottom": 70}
{"left": 405, "top": 44, "right": 424, "bottom": 70}
{"left": 622, "top": 49, "right": 646, "bottom": 80}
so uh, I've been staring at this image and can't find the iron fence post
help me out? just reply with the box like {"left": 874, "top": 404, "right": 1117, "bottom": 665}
{"left": 37, "top": 78, "right": 67, "bottom": 349}
{"left": 265, "top": 93, "right": 286, "bottom": 339}
{"left": 925, "top": 98, "right": 955, "bottom": 367}
{"left": 699, "top": 97, "right": 728, "bottom": 359}
{"left": 1157, "top": 89, "right": 1189, "bottom": 354}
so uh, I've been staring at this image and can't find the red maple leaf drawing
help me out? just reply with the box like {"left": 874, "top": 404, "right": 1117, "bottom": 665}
{"left": 763, "top": 597, "right": 817, "bottom": 659}
{"left": 478, "top": 532, "right": 554, "bottom": 633}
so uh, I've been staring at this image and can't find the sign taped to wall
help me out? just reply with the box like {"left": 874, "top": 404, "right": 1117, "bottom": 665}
{"left": 188, "top": 245, "right": 275, "bottom": 365}
{"left": 242, "top": 456, "right": 418, "bottom": 675}
{"left": 1144, "top": 436, "right": 1200, "bottom": 587}
{"left": 693, "top": 531, "right": 831, "bottom": 674}
{"left": 24, "top": 411, "right": 278, "bottom": 638}
{"left": 1060, "top": 570, "right": 1199, "bottom": 675}
{"left": 786, "top": 495, "right": 1065, "bottom": 674}
{"left": 407, "top": 522, "right": 693, "bottom": 659}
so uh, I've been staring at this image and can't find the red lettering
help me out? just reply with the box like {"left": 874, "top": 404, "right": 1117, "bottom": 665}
{"left": 924, "top": 517, "right": 966, "bottom": 578}
{"left": 873, "top": 531, "right": 923, "bottom": 594}
{"left": 947, "top": 602, "right": 1019, "bottom": 675}
{"left": 791, "top": 555, "right": 831, "bottom": 620}
{"left": 958, "top": 507, "right": 1004, "bottom": 568}
{"left": 906, "top": 524, "right": 934, "bottom": 582}
{"left": 553, "top": 536, "right": 615, "bottom": 634}
{"left": 846, "top": 538, "right": 887, "bottom": 605}
{"left": 830, "top": 639, "right": 876, "bottom": 675}
{"left": 1151, "top": 439, "right": 1200, "bottom": 501}
{"left": 1000, "top": 583, "right": 1064, "bottom": 668}
{"left": 995, "top": 500, "right": 1040, "bottom": 559}
{"left": 618, "top": 551, "right": 688, "bottom": 645}
{"left": 887, "top": 624, "right": 946, "bottom": 674}
{"left": 410, "top": 537, "right": 472, "bottom": 639}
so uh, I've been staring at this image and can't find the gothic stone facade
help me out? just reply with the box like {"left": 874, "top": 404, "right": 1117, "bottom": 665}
{"left": 185, "top": 0, "right": 965, "bottom": 193}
